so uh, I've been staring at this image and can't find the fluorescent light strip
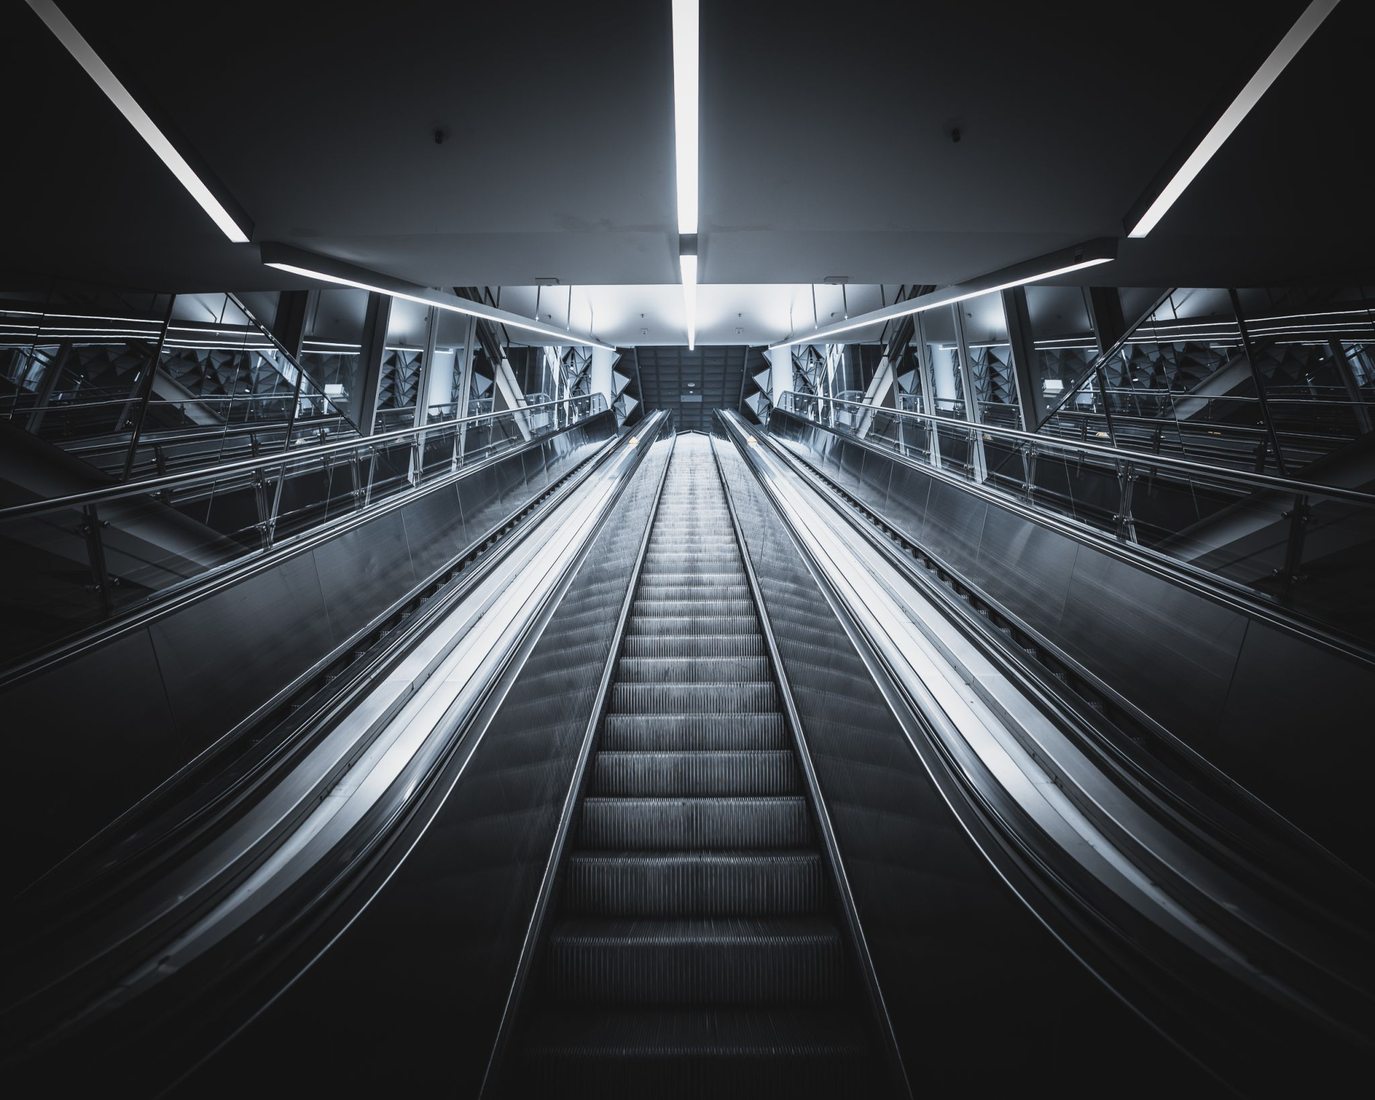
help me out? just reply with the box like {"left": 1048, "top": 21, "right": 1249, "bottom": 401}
{"left": 25, "top": 1, "right": 251, "bottom": 244}
{"left": 680, "top": 254, "right": 698, "bottom": 351}
{"left": 263, "top": 255, "right": 612, "bottom": 350}
{"left": 672, "top": 0, "right": 699, "bottom": 236}
{"left": 771, "top": 252, "right": 1115, "bottom": 351}
{"left": 1127, "top": 0, "right": 1341, "bottom": 237}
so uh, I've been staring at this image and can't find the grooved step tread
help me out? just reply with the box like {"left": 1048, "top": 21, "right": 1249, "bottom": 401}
{"left": 609, "top": 682, "right": 778, "bottom": 714}
{"left": 591, "top": 750, "right": 800, "bottom": 797}
{"left": 544, "top": 917, "right": 846, "bottom": 1005}
{"left": 601, "top": 713, "right": 788, "bottom": 751}
{"left": 579, "top": 796, "right": 811, "bottom": 849}
{"left": 564, "top": 850, "right": 825, "bottom": 916}
{"left": 616, "top": 656, "right": 772, "bottom": 682}
{"left": 621, "top": 635, "right": 767, "bottom": 658}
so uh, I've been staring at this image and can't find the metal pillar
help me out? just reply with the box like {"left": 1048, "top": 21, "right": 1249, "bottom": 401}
{"left": 354, "top": 292, "right": 392, "bottom": 436}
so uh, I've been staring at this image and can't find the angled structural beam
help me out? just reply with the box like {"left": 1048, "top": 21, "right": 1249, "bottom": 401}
{"left": 260, "top": 243, "right": 614, "bottom": 351}
{"left": 770, "top": 238, "right": 1117, "bottom": 351}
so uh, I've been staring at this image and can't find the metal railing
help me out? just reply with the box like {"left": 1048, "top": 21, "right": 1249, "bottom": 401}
{"left": 0, "top": 394, "right": 609, "bottom": 662}
{"left": 776, "top": 391, "right": 1375, "bottom": 639}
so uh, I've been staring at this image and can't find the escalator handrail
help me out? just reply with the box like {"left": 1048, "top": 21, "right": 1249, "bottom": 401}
{"left": 781, "top": 392, "right": 1375, "bottom": 507}
{"left": 0, "top": 394, "right": 607, "bottom": 520}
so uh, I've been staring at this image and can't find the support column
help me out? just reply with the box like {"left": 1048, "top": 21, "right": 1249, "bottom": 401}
{"left": 1002, "top": 287, "right": 1042, "bottom": 432}
{"left": 354, "top": 292, "right": 392, "bottom": 436}
{"left": 590, "top": 347, "right": 617, "bottom": 408}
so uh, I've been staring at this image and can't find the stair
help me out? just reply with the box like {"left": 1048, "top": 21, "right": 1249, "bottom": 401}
{"left": 506, "top": 433, "right": 883, "bottom": 1097}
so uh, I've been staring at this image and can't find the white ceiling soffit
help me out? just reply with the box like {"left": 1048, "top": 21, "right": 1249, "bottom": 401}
{"left": 498, "top": 283, "right": 896, "bottom": 347}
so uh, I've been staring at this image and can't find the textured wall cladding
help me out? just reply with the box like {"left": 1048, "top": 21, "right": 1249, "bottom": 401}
{"left": 770, "top": 414, "right": 1375, "bottom": 874}
{"left": 185, "top": 424, "right": 670, "bottom": 1095}
{"left": 714, "top": 424, "right": 1190, "bottom": 1089}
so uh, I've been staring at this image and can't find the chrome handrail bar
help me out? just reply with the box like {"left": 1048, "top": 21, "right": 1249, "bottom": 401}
{"left": 778, "top": 392, "right": 1375, "bottom": 507}
{"left": 0, "top": 395, "right": 605, "bottom": 520}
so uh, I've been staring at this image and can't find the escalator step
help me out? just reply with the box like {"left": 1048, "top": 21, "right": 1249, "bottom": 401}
{"left": 615, "top": 656, "right": 771, "bottom": 683}
{"left": 591, "top": 750, "right": 799, "bottom": 797}
{"left": 620, "top": 634, "right": 766, "bottom": 659}
{"left": 544, "top": 917, "right": 845, "bottom": 1004}
{"left": 633, "top": 599, "right": 758, "bottom": 618}
{"left": 609, "top": 682, "right": 777, "bottom": 714}
{"left": 563, "top": 851, "right": 825, "bottom": 916}
{"left": 635, "top": 584, "right": 753, "bottom": 601}
{"left": 626, "top": 615, "right": 759, "bottom": 636}
{"left": 517, "top": 1006, "right": 873, "bottom": 1100}
{"left": 578, "top": 796, "right": 811, "bottom": 849}
{"left": 601, "top": 713, "right": 787, "bottom": 751}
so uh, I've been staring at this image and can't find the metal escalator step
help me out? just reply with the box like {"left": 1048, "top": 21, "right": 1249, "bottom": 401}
{"left": 517, "top": 1006, "right": 873, "bottom": 1099}
{"left": 563, "top": 851, "right": 825, "bottom": 916}
{"left": 620, "top": 634, "right": 766, "bottom": 658}
{"left": 578, "top": 796, "right": 810, "bottom": 848}
{"left": 544, "top": 917, "right": 845, "bottom": 1004}
{"left": 626, "top": 615, "right": 759, "bottom": 636}
{"left": 609, "top": 681, "right": 777, "bottom": 714}
{"left": 615, "top": 656, "right": 771, "bottom": 683}
{"left": 591, "top": 750, "right": 799, "bottom": 797}
{"left": 634, "top": 584, "right": 752, "bottom": 601}
{"left": 632, "top": 598, "right": 757, "bottom": 618}
{"left": 601, "top": 713, "right": 786, "bottom": 751}
{"left": 638, "top": 563, "right": 748, "bottom": 578}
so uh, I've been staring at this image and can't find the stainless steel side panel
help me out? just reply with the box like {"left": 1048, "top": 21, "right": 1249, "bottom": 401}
{"left": 770, "top": 412, "right": 1375, "bottom": 874}
{"left": 1, "top": 413, "right": 620, "bottom": 888}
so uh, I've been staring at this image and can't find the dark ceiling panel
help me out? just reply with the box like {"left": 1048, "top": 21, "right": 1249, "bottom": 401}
{"left": 2, "top": 0, "right": 1369, "bottom": 291}
{"left": 634, "top": 346, "right": 750, "bottom": 432}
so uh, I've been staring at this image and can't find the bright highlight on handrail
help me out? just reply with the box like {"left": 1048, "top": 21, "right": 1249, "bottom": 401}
{"left": 24, "top": 0, "right": 252, "bottom": 244}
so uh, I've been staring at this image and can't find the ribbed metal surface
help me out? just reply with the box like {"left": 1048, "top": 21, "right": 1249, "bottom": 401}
{"left": 579, "top": 797, "right": 811, "bottom": 849}
{"left": 511, "top": 434, "right": 875, "bottom": 1097}
{"left": 546, "top": 918, "right": 845, "bottom": 1004}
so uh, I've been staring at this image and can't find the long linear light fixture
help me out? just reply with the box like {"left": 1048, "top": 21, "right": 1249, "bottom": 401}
{"left": 25, "top": 0, "right": 252, "bottom": 244}
{"left": 1126, "top": 0, "right": 1341, "bottom": 238}
{"left": 768, "top": 238, "right": 1118, "bottom": 351}
{"left": 261, "top": 243, "right": 614, "bottom": 351}
{"left": 673, "top": 0, "right": 699, "bottom": 350}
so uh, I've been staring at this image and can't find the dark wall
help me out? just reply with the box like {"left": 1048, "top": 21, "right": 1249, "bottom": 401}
{"left": 633, "top": 346, "right": 752, "bottom": 431}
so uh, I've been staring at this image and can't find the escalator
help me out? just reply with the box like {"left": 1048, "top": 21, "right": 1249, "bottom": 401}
{"left": 500, "top": 435, "right": 889, "bottom": 1097}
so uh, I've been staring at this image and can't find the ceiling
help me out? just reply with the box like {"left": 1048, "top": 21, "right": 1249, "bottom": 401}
{"left": 2, "top": 0, "right": 1372, "bottom": 346}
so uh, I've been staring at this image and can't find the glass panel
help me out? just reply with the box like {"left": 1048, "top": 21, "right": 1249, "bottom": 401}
{"left": 919, "top": 306, "right": 964, "bottom": 418}
{"left": 1024, "top": 285, "right": 1099, "bottom": 428}
{"left": 961, "top": 291, "right": 1018, "bottom": 429}
{"left": 1232, "top": 286, "right": 1375, "bottom": 474}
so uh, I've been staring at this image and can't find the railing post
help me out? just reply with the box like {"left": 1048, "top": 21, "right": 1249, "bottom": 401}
{"left": 1278, "top": 493, "right": 1310, "bottom": 595}
{"left": 80, "top": 504, "right": 116, "bottom": 616}
{"left": 1115, "top": 460, "right": 1138, "bottom": 543}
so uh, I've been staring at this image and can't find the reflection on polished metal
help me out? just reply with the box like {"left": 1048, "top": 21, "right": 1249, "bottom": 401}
{"left": 1, "top": 416, "right": 669, "bottom": 1078}
{"left": 720, "top": 410, "right": 1375, "bottom": 1091}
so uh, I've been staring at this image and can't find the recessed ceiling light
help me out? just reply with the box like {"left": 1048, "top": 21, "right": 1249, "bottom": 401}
{"left": 1127, "top": 0, "right": 1341, "bottom": 237}
{"left": 25, "top": 0, "right": 252, "bottom": 244}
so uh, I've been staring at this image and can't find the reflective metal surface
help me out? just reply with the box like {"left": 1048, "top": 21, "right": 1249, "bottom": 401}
{"left": 711, "top": 422, "right": 1201, "bottom": 1092}
{"left": 767, "top": 408, "right": 1375, "bottom": 875}
{"left": 0, "top": 410, "right": 618, "bottom": 892}
{"left": 167, "top": 427, "right": 675, "bottom": 1095}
